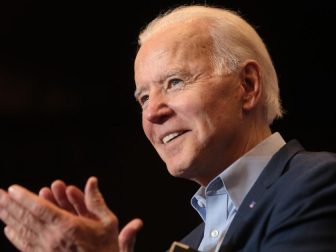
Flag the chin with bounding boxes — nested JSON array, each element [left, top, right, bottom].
[[166, 160, 197, 179]]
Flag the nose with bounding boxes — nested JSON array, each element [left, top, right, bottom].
[[143, 93, 174, 124]]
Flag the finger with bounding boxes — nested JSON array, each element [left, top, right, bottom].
[[0, 189, 42, 229], [4, 225, 36, 252], [66, 185, 92, 217], [7, 185, 63, 223], [119, 218, 143, 252], [39, 187, 58, 205], [0, 190, 40, 247], [51, 180, 77, 214], [0, 189, 15, 226], [84, 177, 117, 225]]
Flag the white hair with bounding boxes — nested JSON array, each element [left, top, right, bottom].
[[138, 5, 283, 124]]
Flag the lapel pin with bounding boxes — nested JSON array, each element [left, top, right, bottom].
[[249, 201, 256, 208]]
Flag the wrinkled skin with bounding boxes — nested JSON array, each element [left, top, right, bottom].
[[135, 20, 269, 186], [0, 177, 143, 252]]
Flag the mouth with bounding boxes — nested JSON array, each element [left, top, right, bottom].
[[161, 131, 188, 144]]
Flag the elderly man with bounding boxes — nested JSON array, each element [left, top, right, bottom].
[[1, 5, 336, 252]]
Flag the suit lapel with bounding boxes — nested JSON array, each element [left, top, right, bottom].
[[180, 222, 204, 248], [220, 140, 304, 249]]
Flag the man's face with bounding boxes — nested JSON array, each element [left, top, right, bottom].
[[134, 22, 246, 185]]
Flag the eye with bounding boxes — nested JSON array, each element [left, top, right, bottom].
[[139, 94, 149, 107], [168, 78, 183, 89]]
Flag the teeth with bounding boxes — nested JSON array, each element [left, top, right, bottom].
[[162, 132, 180, 144]]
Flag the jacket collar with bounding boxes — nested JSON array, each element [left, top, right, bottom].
[[179, 140, 304, 250], [221, 139, 304, 248]]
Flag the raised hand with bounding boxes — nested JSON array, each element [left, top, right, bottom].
[[0, 177, 143, 252]]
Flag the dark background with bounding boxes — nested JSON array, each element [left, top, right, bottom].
[[0, 0, 335, 251]]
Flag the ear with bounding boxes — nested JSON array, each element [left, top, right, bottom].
[[239, 60, 262, 111]]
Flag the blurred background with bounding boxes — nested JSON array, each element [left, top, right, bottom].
[[0, 0, 335, 251]]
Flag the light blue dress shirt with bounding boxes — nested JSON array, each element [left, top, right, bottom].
[[191, 132, 286, 252]]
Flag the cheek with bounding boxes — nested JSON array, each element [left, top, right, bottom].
[[190, 97, 238, 137], [142, 117, 151, 141], [175, 96, 204, 117], [142, 118, 149, 139]]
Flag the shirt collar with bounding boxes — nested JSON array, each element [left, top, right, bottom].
[[192, 132, 286, 210]]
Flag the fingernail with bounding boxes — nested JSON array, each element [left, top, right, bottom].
[[90, 177, 98, 188], [8, 185, 19, 196], [4, 226, 12, 237]]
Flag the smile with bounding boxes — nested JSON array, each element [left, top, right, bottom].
[[162, 131, 186, 144]]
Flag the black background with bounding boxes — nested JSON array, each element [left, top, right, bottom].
[[0, 0, 335, 251]]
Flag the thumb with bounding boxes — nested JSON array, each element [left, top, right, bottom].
[[85, 176, 115, 224], [119, 218, 143, 252]]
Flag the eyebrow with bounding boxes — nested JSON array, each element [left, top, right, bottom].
[[134, 86, 146, 101]]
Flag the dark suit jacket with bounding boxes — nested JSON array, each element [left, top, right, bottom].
[[181, 140, 336, 251]]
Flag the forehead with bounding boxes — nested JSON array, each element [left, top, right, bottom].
[[134, 20, 214, 84]]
